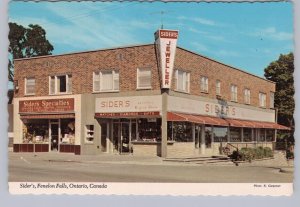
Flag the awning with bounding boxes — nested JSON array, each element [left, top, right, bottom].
[[20, 113, 75, 119], [167, 112, 228, 126], [167, 112, 290, 130]]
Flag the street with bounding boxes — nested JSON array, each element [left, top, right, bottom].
[[9, 152, 293, 183]]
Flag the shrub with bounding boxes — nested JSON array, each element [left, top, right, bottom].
[[230, 147, 274, 162], [263, 147, 274, 158]]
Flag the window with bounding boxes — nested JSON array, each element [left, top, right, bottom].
[[175, 70, 190, 93], [244, 88, 251, 104], [230, 127, 241, 142], [172, 122, 193, 142], [259, 92, 266, 107], [93, 70, 119, 92], [216, 80, 221, 95], [85, 125, 94, 143], [25, 77, 35, 95], [213, 126, 228, 142], [49, 74, 72, 95], [200, 76, 208, 93], [243, 128, 252, 142], [137, 68, 151, 89], [230, 84, 238, 102], [270, 92, 275, 108]]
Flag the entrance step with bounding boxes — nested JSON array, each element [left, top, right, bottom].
[[164, 155, 234, 165]]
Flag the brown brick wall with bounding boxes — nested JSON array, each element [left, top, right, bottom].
[[174, 48, 275, 109], [14, 44, 275, 109]]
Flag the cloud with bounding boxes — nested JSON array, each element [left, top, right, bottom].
[[215, 49, 241, 57], [251, 27, 293, 41], [191, 42, 209, 52], [178, 16, 216, 26]]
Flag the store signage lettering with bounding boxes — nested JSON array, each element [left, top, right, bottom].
[[155, 29, 178, 88], [205, 103, 236, 116], [100, 100, 130, 108], [95, 111, 160, 117], [19, 98, 74, 113]]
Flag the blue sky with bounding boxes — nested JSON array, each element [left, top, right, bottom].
[[9, 1, 293, 78]]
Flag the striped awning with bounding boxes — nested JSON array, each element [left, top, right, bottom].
[[167, 112, 290, 130], [20, 113, 75, 119]]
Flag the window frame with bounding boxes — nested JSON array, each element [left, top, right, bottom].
[[244, 88, 251, 105], [200, 76, 209, 93], [175, 69, 190, 93], [49, 74, 72, 95], [216, 80, 221, 96], [230, 84, 238, 102], [259, 92, 267, 108], [93, 70, 119, 93], [24, 77, 35, 95], [270, 91, 275, 109], [136, 67, 152, 89]]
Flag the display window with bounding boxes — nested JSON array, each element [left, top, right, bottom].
[[230, 127, 241, 142], [266, 129, 275, 142], [60, 119, 75, 144], [171, 122, 193, 142], [22, 119, 49, 143], [243, 128, 252, 142], [137, 118, 161, 142], [213, 126, 228, 142]]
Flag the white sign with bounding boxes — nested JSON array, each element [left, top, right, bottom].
[[155, 29, 178, 88], [95, 96, 162, 113], [168, 96, 275, 122]]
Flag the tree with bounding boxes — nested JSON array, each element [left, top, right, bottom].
[[264, 52, 294, 129], [8, 22, 54, 82]]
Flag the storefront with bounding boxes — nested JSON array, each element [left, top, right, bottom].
[[13, 97, 81, 154]]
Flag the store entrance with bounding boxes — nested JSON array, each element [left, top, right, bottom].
[[112, 119, 135, 154], [50, 122, 59, 151]]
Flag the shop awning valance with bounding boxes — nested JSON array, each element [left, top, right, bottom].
[[20, 113, 75, 119], [167, 112, 290, 130]]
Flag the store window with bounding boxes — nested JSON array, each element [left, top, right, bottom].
[[22, 119, 49, 143], [244, 88, 251, 104], [259, 92, 266, 108], [270, 92, 275, 108], [60, 119, 75, 144], [216, 80, 221, 95], [213, 126, 228, 142], [49, 74, 72, 94], [266, 129, 275, 142], [230, 127, 241, 142], [137, 118, 161, 142], [25, 77, 35, 95], [258, 128, 266, 142], [205, 126, 212, 148], [200, 76, 208, 93], [231, 84, 238, 102], [137, 68, 151, 89], [172, 122, 193, 142], [85, 125, 94, 143], [93, 70, 119, 92], [175, 70, 190, 93], [243, 128, 252, 142]]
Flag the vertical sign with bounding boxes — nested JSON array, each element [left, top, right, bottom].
[[155, 29, 179, 88]]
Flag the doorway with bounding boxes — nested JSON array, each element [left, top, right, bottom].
[[112, 119, 132, 154], [50, 122, 59, 151]]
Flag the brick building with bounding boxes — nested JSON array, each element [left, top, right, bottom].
[[12, 29, 289, 157]]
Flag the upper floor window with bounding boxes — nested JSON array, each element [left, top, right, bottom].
[[137, 68, 151, 89], [200, 76, 208, 93], [270, 92, 275, 108], [244, 88, 251, 104], [230, 84, 238, 102], [175, 69, 190, 93], [216, 80, 221, 95], [25, 77, 35, 95], [49, 74, 72, 95], [93, 70, 119, 92], [259, 92, 267, 108]]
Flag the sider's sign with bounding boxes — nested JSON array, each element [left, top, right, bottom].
[[19, 98, 74, 113], [155, 29, 179, 88]]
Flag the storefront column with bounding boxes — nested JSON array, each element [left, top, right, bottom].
[[109, 120, 114, 153], [274, 129, 277, 142], [200, 125, 205, 155], [106, 122, 110, 153], [227, 126, 230, 143], [161, 91, 168, 158]]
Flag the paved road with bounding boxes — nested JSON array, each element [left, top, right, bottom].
[[9, 152, 293, 183]]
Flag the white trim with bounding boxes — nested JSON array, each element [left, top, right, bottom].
[[49, 74, 72, 95]]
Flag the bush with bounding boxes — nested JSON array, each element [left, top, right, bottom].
[[231, 147, 274, 162]]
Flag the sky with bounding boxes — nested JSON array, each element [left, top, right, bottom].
[[9, 1, 294, 78]]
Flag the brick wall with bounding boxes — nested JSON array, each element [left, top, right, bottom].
[[14, 44, 275, 109]]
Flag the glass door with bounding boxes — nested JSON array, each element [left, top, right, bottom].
[[50, 123, 59, 151], [120, 122, 130, 154]]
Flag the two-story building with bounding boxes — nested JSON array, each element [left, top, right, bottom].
[[12, 29, 289, 157]]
